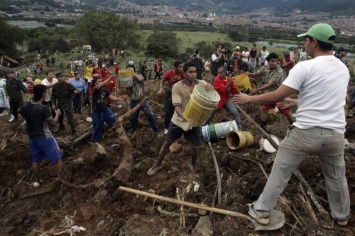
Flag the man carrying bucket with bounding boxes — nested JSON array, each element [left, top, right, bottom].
[[147, 62, 213, 176], [247, 53, 294, 132], [204, 66, 242, 130], [232, 23, 350, 226]]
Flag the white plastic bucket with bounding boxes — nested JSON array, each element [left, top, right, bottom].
[[202, 120, 238, 141]]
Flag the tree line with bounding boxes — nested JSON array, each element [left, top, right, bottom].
[[0, 12, 354, 64]]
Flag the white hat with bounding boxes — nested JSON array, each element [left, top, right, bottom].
[[102, 64, 106, 67], [235, 46, 240, 50], [128, 60, 134, 65]]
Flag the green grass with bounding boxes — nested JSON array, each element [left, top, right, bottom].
[[140, 30, 295, 56]]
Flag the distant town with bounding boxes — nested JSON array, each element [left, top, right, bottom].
[[2, 0, 355, 36]]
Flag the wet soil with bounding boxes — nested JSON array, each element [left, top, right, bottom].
[[1, 79, 355, 236]]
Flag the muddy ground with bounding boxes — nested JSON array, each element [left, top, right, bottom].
[[1, 78, 355, 236]]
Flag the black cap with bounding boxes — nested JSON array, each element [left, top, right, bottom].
[[4, 70, 15, 74], [339, 45, 350, 52], [55, 72, 64, 78]]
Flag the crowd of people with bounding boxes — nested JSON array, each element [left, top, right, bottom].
[[0, 22, 353, 228]]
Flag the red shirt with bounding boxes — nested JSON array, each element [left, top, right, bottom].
[[282, 57, 295, 76], [213, 76, 238, 109], [162, 70, 184, 89], [114, 64, 120, 75], [101, 67, 108, 78]]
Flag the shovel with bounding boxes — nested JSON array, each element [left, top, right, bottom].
[[118, 186, 285, 231]]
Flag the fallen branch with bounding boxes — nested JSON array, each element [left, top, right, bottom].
[[208, 142, 222, 205], [56, 178, 98, 189], [293, 170, 328, 216], [229, 152, 260, 165], [116, 97, 147, 124], [19, 188, 53, 200], [157, 206, 199, 218], [72, 129, 92, 144], [299, 184, 318, 224], [0, 139, 7, 150], [147, 98, 163, 107]]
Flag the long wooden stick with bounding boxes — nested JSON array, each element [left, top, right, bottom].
[[208, 142, 222, 205], [118, 186, 251, 220], [235, 104, 279, 148]]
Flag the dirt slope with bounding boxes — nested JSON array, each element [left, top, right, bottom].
[[1, 78, 355, 236]]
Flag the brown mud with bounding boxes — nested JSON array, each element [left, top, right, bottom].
[[1, 78, 355, 236]]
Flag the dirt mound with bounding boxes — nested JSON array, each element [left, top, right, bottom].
[[1, 79, 355, 235]]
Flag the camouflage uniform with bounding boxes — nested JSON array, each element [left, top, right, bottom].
[[51, 82, 77, 133], [6, 77, 28, 120]]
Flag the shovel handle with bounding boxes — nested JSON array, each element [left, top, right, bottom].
[[118, 186, 251, 220]]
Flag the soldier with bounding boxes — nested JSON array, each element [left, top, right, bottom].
[[5, 70, 28, 123], [51, 73, 78, 138]]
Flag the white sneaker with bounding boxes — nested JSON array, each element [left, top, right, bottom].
[[164, 129, 168, 135], [8, 114, 14, 122]]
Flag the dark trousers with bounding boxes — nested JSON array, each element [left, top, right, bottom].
[[58, 108, 75, 132], [83, 89, 91, 107], [164, 91, 174, 129], [129, 99, 159, 132], [72, 92, 83, 112], [10, 101, 23, 119], [43, 101, 55, 117]]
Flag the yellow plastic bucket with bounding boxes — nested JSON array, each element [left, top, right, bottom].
[[226, 131, 254, 150], [234, 74, 252, 94], [118, 69, 133, 88], [183, 84, 220, 126]]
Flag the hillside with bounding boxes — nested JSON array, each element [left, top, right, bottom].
[[85, 0, 355, 14]]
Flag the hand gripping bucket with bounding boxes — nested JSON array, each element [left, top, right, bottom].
[[183, 85, 220, 126], [234, 74, 252, 94], [202, 120, 238, 142], [118, 69, 133, 88], [226, 131, 254, 150]]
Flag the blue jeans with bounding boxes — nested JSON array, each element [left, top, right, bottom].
[[91, 107, 117, 142], [129, 99, 159, 132], [204, 100, 242, 130]]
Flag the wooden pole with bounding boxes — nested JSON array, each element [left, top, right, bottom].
[[208, 142, 222, 205]]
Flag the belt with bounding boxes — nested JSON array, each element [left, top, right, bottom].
[[304, 127, 336, 135]]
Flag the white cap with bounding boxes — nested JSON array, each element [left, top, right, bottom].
[[235, 46, 240, 50], [102, 64, 106, 67], [128, 60, 134, 65]]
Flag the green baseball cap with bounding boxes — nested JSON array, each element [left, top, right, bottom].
[[297, 23, 336, 44]]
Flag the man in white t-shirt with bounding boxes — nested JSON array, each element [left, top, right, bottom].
[[259, 46, 269, 67], [242, 47, 250, 63], [41, 70, 58, 117], [232, 23, 350, 227]]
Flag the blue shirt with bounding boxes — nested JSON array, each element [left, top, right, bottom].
[[69, 78, 86, 92]]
